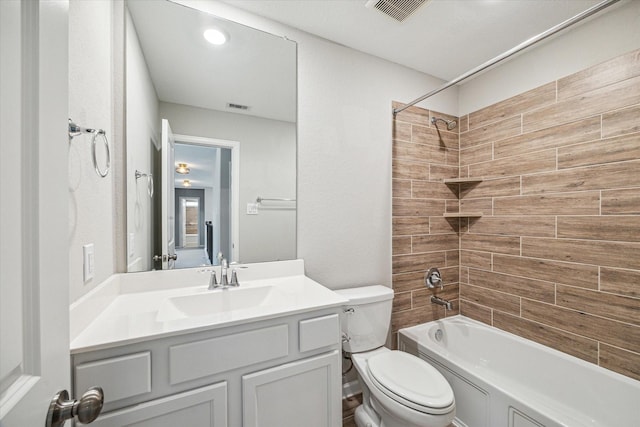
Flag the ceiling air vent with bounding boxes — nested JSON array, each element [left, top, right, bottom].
[[227, 103, 250, 111], [366, 0, 429, 23]]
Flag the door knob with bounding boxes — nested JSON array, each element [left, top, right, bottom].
[[46, 387, 103, 426], [153, 254, 178, 261]]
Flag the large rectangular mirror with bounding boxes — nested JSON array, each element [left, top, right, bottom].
[[126, 0, 297, 272]]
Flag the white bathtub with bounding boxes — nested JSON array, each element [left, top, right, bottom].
[[399, 316, 640, 427]]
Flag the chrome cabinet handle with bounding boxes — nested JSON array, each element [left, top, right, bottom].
[[46, 387, 104, 427]]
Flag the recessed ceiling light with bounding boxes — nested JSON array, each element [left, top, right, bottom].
[[203, 28, 227, 45]]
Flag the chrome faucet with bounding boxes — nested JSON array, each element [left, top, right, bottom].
[[208, 254, 239, 290], [431, 296, 453, 311], [220, 258, 229, 286]]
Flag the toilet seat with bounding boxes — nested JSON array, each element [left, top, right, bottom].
[[367, 350, 454, 415]]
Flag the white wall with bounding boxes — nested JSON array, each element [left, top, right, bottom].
[[70, 0, 640, 299], [126, 8, 160, 272], [159, 102, 297, 263], [458, 0, 640, 115], [68, 0, 114, 302], [175, 0, 456, 289]]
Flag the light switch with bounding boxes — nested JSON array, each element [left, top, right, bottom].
[[246, 203, 259, 215], [83, 243, 94, 283]]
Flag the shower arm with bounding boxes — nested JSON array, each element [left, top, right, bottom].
[[393, 0, 620, 115]]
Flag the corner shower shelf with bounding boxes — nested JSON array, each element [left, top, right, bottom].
[[443, 177, 484, 185], [443, 177, 484, 218], [443, 212, 483, 218]]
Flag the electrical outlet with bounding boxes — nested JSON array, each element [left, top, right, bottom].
[[246, 203, 259, 215], [83, 243, 94, 283]]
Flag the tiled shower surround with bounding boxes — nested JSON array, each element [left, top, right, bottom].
[[391, 48, 640, 381]]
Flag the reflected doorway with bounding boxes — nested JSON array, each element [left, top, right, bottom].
[[179, 197, 201, 248], [172, 138, 237, 269]]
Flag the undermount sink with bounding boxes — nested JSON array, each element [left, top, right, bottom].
[[156, 286, 285, 321]]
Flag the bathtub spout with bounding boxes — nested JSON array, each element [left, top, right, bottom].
[[431, 296, 453, 310]]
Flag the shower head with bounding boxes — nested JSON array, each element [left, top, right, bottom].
[[431, 116, 457, 131]]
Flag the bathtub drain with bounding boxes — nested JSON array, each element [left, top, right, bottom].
[[435, 328, 443, 341]]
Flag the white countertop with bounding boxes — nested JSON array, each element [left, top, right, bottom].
[[70, 260, 348, 354]]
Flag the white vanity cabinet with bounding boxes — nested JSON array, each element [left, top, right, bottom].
[[89, 382, 228, 427], [243, 351, 340, 427], [71, 309, 342, 426]]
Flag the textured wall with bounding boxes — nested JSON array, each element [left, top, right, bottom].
[[391, 48, 640, 380], [126, 7, 159, 272], [458, 0, 640, 115], [68, 0, 115, 302], [458, 49, 640, 381], [171, 0, 457, 291], [391, 103, 461, 344]]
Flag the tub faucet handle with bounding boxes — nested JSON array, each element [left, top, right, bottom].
[[425, 267, 443, 289]]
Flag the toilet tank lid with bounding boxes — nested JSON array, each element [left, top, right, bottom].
[[334, 285, 393, 304]]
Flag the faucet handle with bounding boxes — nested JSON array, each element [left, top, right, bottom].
[[425, 267, 443, 289], [208, 270, 218, 290], [230, 269, 239, 286]]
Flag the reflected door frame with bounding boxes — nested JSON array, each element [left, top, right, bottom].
[[174, 133, 240, 263]]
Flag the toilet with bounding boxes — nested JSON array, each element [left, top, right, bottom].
[[336, 286, 455, 427]]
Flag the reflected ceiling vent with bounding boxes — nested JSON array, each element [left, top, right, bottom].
[[365, 0, 429, 22], [227, 103, 250, 111]]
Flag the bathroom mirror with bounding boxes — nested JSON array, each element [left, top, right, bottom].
[[125, 0, 297, 272]]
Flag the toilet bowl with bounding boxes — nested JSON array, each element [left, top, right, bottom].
[[336, 286, 455, 427], [352, 348, 455, 427]]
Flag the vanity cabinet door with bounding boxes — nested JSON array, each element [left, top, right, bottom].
[[242, 351, 341, 427], [89, 382, 227, 427]]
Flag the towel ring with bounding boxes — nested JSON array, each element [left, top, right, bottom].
[[91, 130, 110, 178], [69, 118, 111, 178], [135, 170, 154, 198]]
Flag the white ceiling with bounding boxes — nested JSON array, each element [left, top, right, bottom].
[[127, 0, 297, 123], [174, 143, 219, 189], [128, 0, 608, 125], [222, 0, 603, 81]]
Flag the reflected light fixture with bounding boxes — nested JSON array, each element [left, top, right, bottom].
[[175, 163, 190, 174], [183, 179, 191, 187], [203, 28, 227, 45]]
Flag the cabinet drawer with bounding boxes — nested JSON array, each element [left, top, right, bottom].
[[299, 314, 339, 352], [169, 324, 289, 385], [91, 382, 227, 427], [75, 352, 151, 403]]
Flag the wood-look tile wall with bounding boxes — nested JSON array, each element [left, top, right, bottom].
[[391, 49, 640, 381], [458, 49, 640, 381], [391, 102, 460, 346]]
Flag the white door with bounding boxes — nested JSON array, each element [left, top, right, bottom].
[[0, 1, 78, 426], [161, 119, 176, 269]]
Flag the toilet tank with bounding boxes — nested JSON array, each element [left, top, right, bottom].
[[335, 285, 394, 353]]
